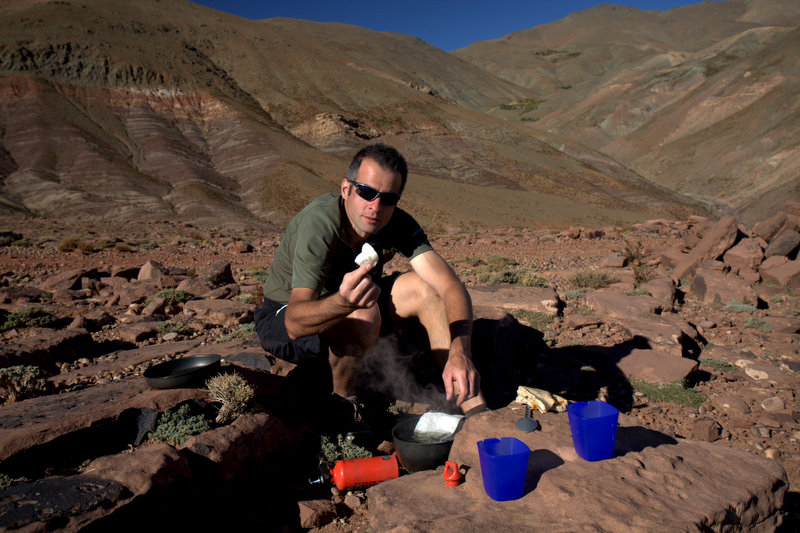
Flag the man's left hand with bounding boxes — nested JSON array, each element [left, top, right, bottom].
[[442, 344, 480, 406]]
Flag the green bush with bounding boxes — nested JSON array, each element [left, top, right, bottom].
[[0, 473, 28, 490], [0, 365, 48, 403], [320, 434, 372, 463], [214, 323, 256, 344], [630, 379, 705, 408], [147, 404, 210, 445], [698, 357, 735, 374], [157, 321, 192, 335], [568, 269, 618, 290], [511, 309, 555, 331], [146, 288, 194, 306], [743, 318, 771, 333], [1, 307, 58, 331], [476, 266, 549, 287], [724, 301, 756, 313]]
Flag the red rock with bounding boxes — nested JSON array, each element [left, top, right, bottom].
[[182, 299, 253, 326], [617, 348, 698, 383], [141, 296, 166, 316], [0, 327, 93, 370], [467, 285, 561, 315], [137, 260, 166, 283], [722, 237, 764, 272], [298, 499, 337, 528], [118, 322, 159, 343], [764, 228, 800, 258], [691, 417, 721, 442], [672, 215, 739, 283], [368, 407, 788, 532], [585, 292, 663, 320], [690, 266, 758, 306], [760, 259, 800, 290], [752, 212, 789, 242]]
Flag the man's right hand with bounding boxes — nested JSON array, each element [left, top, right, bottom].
[[339, 263, 380, 308]]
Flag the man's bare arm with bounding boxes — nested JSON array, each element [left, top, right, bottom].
[[409, 250, 479, 404], [284, 263, 379, 340]]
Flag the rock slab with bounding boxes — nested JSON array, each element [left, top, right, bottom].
[[368, 406, 788, 532]]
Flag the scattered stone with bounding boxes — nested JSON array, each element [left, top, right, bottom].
[[691, 417, 721, 442], [298, 499, 337, 528], [118, 322, 160, 343], [137, 260, 167, 283], [616, 348, 698, 383], [764, 228, 800, 258], [760, 396, 786, 412], [671, 215, 739, 283]]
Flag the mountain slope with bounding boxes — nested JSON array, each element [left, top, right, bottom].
[[454, 0, 800, 223], [0, 0, 703, 231]]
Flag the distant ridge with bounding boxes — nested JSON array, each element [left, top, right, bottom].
[[454, 0, 800, 224]]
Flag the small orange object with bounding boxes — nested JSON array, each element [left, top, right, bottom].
[[443, 461, 463, 487], [329, 455, 399, 491]]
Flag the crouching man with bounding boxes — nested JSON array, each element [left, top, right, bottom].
[[255, 144, 487, 427]]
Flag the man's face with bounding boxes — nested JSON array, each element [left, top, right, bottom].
[[341, 157, 403, 241]]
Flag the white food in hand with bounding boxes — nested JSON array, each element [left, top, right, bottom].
[[355, 242, 379, 268]]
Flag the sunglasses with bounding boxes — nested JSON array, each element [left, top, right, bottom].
[[348, 180, 402, 206]]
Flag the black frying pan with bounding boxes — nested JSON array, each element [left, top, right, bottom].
[[143, 354, 221, 389]]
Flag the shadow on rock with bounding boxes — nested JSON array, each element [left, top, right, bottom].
[[614, 426, 678, 456], [524, 449, 564, 494]]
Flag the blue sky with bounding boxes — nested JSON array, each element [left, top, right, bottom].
[[189, 0, 712, 51]]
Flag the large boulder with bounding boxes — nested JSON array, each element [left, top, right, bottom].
[[368, 407, 789, 531], [672, 215, 739, 283]]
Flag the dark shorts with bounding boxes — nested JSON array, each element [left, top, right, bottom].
[[255, 273, 402, 365]]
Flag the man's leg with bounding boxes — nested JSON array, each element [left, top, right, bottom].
[[387, 272, 487, 412], [324, 304, 381, 398]]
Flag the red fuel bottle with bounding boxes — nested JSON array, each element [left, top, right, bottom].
[[329, 455, 400, 491]]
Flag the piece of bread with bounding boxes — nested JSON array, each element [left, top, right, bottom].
[[355, 242, 378, 268], [514, 386, 568, 413]]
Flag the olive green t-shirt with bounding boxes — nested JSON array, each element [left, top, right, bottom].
[[262, 193, 433, 304]]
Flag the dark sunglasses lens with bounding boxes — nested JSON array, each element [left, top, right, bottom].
[[354, 183, 400, 206], [379, 193, 401, 206]]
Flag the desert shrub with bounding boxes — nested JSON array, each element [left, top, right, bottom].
[[157, 321, 192, 335], [743, 318, 771, 333], [214, 323, 256, 344], [624, 289, 652, 297], [147, 404, 210, 445], [233, 292, 258, 305], [511, 309, 555, 331], [114, 242, 132, 252], [724, 301, 756, 313], [788, 309, 799, 317], [146, 288, 194, 306], [57, 236, 80, 252], [248, 267, 269, 282], [632, 263, 652, 287], [0, 365, 48, 403], [0, 473, 28, 490], [476, 266, 548, 287], [0, 232, 22, 247], [568, 269, 617, 290], [320, 433, 372, 463], [1, 307, 58, 331], [630, 379, 705, 408], [486, 256, 518, 268], [698, 357, 735, 374], [205, 372, 254, 423], [93, 238, 116, 250]]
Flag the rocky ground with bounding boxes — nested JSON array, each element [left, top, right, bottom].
[[1, 207, 799, 531]]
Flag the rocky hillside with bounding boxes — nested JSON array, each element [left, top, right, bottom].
[[0, 0, 704, 232], [455, 0, 800, 225]]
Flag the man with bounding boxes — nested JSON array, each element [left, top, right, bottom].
[[255, 144, 486, 423]]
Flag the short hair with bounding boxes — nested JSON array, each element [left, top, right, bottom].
[[346, 144, 408, 194]]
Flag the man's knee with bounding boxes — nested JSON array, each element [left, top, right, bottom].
[[327, 304, 381, 352]]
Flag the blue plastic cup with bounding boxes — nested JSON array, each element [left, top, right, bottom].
[[567, 401, 619, 461], [477, 437, 530, 501]]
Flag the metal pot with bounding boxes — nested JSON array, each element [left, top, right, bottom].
[[391, 415, 457, 473]]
